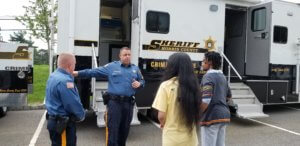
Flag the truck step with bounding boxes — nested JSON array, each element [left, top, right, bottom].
[[236, 112, 269, 119], [232, 98, 255, 104], [236, 104, 269, 118], [95, 82, 108, 90], [232, 95, 255, 99], [229, 83, 246, 87], [237, 104, 261, 112], [230, 86, 250, 90], [231, 89, 251, 95], [95, 89, 104, 102]]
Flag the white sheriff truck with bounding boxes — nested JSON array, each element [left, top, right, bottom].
[[0, 42, 33, 117], [56, 0, 300, 127]]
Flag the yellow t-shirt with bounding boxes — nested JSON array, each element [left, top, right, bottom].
[[152, 77, 198, 146]]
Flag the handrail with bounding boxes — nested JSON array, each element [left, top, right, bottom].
[[91, 43, 98, 68], [296, 38, 300, 95], [218, 50, 243, 82], [91, 43, 98, 109]]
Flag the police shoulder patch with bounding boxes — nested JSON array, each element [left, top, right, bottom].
[[66, 82, 74, 88]]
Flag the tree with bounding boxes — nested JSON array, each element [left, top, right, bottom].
[[16, 0, 57, 54], [9, 31, 35, 48], [9, 31, 49, 65], [37, 49, 49, 64], [33, 48, 49, 65]]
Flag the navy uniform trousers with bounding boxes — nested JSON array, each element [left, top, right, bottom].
[[106, 99, 133, 146], [47, 118, 77, 146]]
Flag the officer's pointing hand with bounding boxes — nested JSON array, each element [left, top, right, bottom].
[[132, 79, 141, 89], [72, 71, 78, 77]]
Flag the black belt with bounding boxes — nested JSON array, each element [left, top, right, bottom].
[[46, 113, 70, 134], [110, 94, 134, 102], [46, 113, 78, 122], [46, 113, 68, 120]]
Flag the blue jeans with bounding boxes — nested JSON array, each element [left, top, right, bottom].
[[199, 123, 227, 146]]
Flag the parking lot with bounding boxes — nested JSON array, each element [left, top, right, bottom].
[[1, 104, 300, 146]]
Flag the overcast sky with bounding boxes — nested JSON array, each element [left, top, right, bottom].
[[0, 0, 300, 49], [0, 0, 46, 49]]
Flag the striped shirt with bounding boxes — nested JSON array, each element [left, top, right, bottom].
[[200, 69, 232, 126]]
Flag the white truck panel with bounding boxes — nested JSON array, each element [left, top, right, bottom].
[[58, 0, 99, 56], [57, 0, 71, 53], [0, 43, 28, 52], [139, 0, 226, 61], [74, 0, 100, 42], [270, 1, 300, 65]]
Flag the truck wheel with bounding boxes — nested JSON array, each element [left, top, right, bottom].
[[0, 107, 8, 117]]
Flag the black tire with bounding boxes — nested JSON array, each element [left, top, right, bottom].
[[0, 107, 8, 117]]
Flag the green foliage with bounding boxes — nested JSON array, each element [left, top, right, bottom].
[[16, 0, 57, 50], [34, 48, 49, 64], [28, 65, 49, 104], [9, 31, 48, 65], [9, 31, 36, 48]]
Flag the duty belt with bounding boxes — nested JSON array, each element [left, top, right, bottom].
[[110, 94, 134, 102], [46, 113, 69, 121], [46, 112, 77, 122]]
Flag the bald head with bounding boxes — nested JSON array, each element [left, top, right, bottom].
[[58, 52, 76, 73]]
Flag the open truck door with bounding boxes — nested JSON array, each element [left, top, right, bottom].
[[224, 2, 272, 118], [246, 2, 272, 76]]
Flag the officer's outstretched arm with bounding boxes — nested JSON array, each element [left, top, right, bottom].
[[77, 65, 110, 78], [58, 82, 85, 122]]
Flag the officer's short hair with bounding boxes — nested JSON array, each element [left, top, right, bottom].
[[120, 47, 130, 54], [58, 52, 75, 68]]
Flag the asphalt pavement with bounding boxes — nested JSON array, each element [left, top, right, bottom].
[[1, 104, 300, 146]]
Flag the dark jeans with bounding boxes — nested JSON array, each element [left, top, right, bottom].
[[47, 119, 77, 146], [107, 99, 134, 146]]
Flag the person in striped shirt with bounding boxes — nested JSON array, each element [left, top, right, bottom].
[[199, 51, 232, 146]]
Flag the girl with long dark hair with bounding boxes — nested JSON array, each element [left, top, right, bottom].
[[152, 52, 201, 146]]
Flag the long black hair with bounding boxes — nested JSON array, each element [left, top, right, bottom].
[[162, 52, 201, 131]]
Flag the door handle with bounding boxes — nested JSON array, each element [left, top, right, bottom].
[[261, 32, 268, 39], [270, 89, 274, 95], [254, 32, 268, 39]]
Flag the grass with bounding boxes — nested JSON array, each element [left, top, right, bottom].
[[28, 65, 49, 105]]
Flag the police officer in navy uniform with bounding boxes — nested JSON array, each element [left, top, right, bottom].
[[46, 52, 85, 146], [73, 47, 145, 146]]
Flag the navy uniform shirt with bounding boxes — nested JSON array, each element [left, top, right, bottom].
[[45, 68, 85, 121], [78, 61, 145, 97]]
